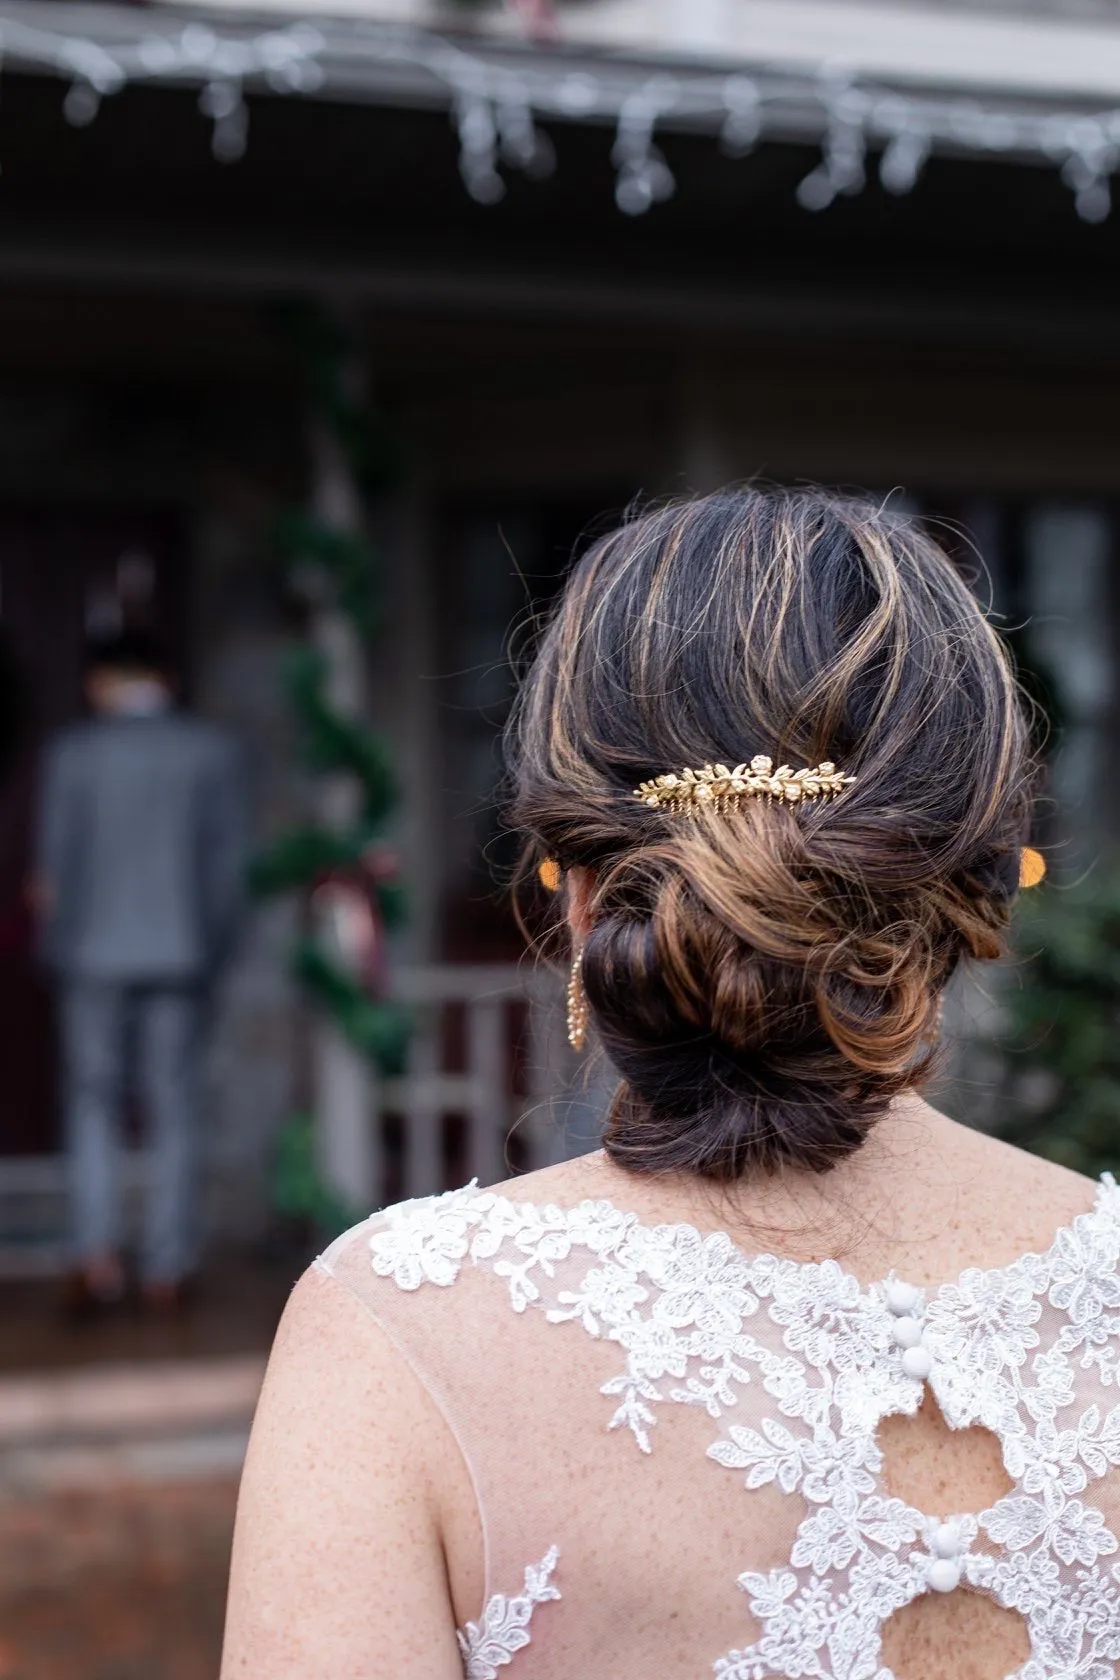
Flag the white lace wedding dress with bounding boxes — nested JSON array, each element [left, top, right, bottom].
[[316, 1175, 1120, 1680]]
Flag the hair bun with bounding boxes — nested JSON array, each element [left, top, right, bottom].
[[508, 487, 1032, 1180], [582, 808, 940, 1176]]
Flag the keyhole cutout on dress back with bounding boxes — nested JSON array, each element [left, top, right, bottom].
[[880, 1589, 1031, 1680], [877, 1392, 1013, 1513], [877, 1392, 1027, 1680]]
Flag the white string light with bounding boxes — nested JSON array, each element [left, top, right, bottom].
[[876, 97, 931, 198], [796, 77, 868, 212], [611, 78, 679, 216], [1, 12, 325, 161], [719, 75, 761, 158], [1, 7, 1119, 222]]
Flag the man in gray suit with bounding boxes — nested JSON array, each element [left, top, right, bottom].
[[36, 631, 248, 1312]]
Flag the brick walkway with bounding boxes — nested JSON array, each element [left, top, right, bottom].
[[0, 1478, 237, 1680], [0, 1257, 299, 1680]]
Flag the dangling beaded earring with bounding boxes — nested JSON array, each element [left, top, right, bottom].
[[567, 947, 589, 1051], [927, 991, 945, 1047]]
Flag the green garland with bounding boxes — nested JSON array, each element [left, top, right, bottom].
[[253, 304, 411, 1084], [272, 1111, 356, 1237]]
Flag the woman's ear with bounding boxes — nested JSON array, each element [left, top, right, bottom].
[[566, 865, 596, 943]]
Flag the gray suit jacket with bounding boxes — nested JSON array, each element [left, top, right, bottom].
[[37, 713, 249, 983]]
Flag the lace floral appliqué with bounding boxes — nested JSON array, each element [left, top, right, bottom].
[[370, 1176, 1120, 1680], [457, 1547, 561, 1680]]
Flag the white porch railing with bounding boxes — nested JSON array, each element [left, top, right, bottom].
[[0, 963, 609, 1276], [377, 962, 591, 1201]]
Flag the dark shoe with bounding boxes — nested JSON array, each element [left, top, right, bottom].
[[60, 1266, 127, 1323], [139, 1277, 194, 1318]]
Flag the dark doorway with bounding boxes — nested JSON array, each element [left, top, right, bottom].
[[0, 509, 185, 1155]]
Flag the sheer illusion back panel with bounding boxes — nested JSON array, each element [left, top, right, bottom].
[[320, 1216, 793, 1673], [317, 1185, 1120, 1680]]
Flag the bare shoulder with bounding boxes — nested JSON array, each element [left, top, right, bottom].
[[221, 1265, 467, 1680], [477, 1149, 617, 1206], [264, 1260, 410, 1401], [234, 1265, 445, 1553], [251, 1261, 461, 1476], [941, 1117, 1098, 1210], [914, 1111, 1103, 1266]]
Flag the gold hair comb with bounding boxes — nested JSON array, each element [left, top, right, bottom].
[[635, 756, 856, 812]]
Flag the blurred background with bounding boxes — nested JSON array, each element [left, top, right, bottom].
[[0, 0, 1118, 1673]]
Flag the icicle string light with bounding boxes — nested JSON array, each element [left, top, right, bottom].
[[0, 8, 1118, 221]]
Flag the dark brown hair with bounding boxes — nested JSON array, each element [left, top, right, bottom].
[[507, 488, 1032, 1179]]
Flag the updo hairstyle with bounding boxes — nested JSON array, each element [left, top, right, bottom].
[[506, 488, 1032, 1180]]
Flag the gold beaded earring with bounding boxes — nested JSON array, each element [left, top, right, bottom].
[[567, 947, 589, 1051], [926, 991, 945, 1047]]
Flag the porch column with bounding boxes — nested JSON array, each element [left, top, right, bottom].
[[385, 478, 441, 966], [308, 412, 378, 1211]]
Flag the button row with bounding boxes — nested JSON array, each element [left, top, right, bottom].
[[928, 1522, 963, 1593], [886, 1279, 932, 1380], [928, 1558, 960, 1593], [889, 1282, 963, 1594], [885, 1278, 920, 1316]]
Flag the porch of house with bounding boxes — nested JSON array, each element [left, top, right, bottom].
[[0, 64, 1117, 1308]]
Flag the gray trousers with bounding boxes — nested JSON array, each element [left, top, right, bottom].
[[61, 981, 206, 1283]]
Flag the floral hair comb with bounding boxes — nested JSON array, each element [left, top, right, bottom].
[[634, 756, 856, 812]]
